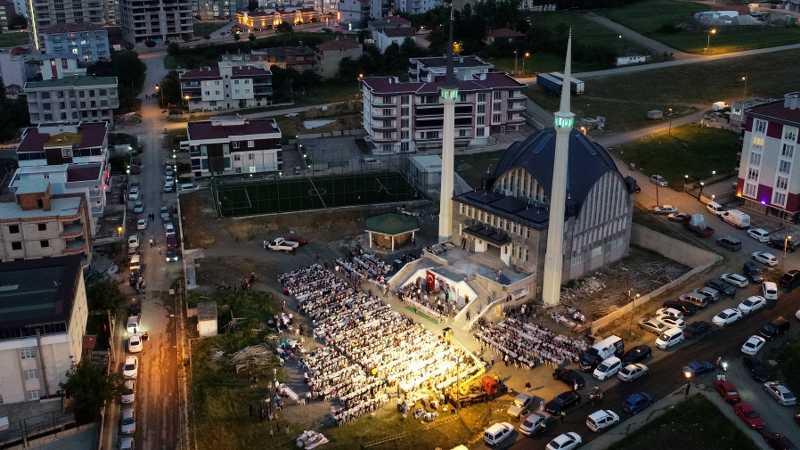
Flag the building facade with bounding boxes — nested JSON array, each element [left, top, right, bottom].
[[737, 92, 800, 220], [248, 46, 316, 71], [25, 0, 105, 50], [337, 0, 368, 29], [373, 27, 414, 53], [185, 118, 283, 177], [235, 8, 319, 31], [408, 55, 493, 82], [180, 62, 272, 112], [24, 76, 119, 125], [315, 38, 361, 79], [361, 72, 526, 154], [394, 0, 438, 14], [0, 255, 88, 404], [119, 0, 193, 44], [39, 23, 111, 65]]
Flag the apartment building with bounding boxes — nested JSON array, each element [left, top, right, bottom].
[[235, 8, 319, 31], [373, 27, 414, 53], [0, 255, 88, 404], [180, 62, 272, 112], [361, 72, 525, 154], [119, 0, 193, 44], [245, 46, 316, 72], [0, 178, 92, 262], [39, 23, 111, 65], [15, 122, 110, 168], [185, 118, 282, 177], [737, 92, 800, 221], [394, 0, 438, 15], [0, 0, 9, 31], [408, 55, 493, 82], [24, 76, 118, 125], [25, 0, 105, 50], [337, 0, 368, 28], [315, 39, 361, 79]]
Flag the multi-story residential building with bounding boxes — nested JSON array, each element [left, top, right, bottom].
[[315, 38, 361, 79], [25, 0, 105, 50], [185, 117, 282, 177], [222, 47, 317, 72], [361, 72, 525, 154], [23, 76, 118, 125], [119, 0, 193, 44], [369, 0, 391, 19], [15, 122, 110, 168], [373, 26, 415, 53], [12, 0, 25, 17], [0, 255, 88, 404], [180, 62, 272, 112], [235, 8, 319, 31], [367, 15, 410, 33], [737, 92, 800, 220], [197, 0, 240, 19], [39, 23, 111, 65], [337, 0, 368, 29], [0, 0, 10, 31], [408, 55, 493, 82], [104, 0, 118, 24], [0, 178, 92, 262], [394, 0, 438, 15]]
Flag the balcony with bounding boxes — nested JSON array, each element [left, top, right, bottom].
[[61, 222, 84, 239], [371, 120, 396, 130], [63, 238, 87, 255]]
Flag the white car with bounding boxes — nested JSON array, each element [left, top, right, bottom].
[[126, 315, 140, 335], [655, 307, 684, 321], [133, 201, 144, 214], [712, 308, 743, 327], [586, 409, 619, 432], [484, 422, 514, 446], [652, 204, 678, 215], [763, 381, 797, 406], [127, 234, 139, 249], [650, 174, 668, 187], [738, 296, 767, 315], [128, 191, 140, 202], [136, 218, 147, 231], [617, 363, 648, 382], [752, 251, 778, 267], [266, 237, 300, 252], [128, 334, 143, 353], [128, 186, 140, 196], [762, 281, 778, 301], [519, 413, 549, 436], [160, 206, 170, 222], [120, 407, 136, 434], [546, 432, 582, 450], [593, 356, 622, 381], [657, 316, 686, 330], [120, 379, 136, 404], [639, 318, 670, 335], [720, 273, 749, 288], [741, 335, 766, 355], [747, 227, 770, 243], [123, 355, 138, 379], [164, 223, 176, 236]]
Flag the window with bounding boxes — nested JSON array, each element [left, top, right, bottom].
[[493, 91, 502, 100], [233, 155, 241, 161], [779, 160, 791, 174], [477, 116, 485, 126], [37, 223, 47, 231], [749, 152, 761, 166], [247, 140, 254, 148], [26, 390, 40, 401], [40, 240, 49, 248], [232, 141, 240, 149], [776, 176, 789, 191], [477, 104, 485, 114], [248, 154, 254, 160], [8, 224, 19, 234], [783, 126, 798, 142], [11, 242, 22, 251], [383, 108, 391, 116], [382, 96, 392, 104], [744, 182, 758, 197], [477, 93, 486, 102], [773, 191, 787, 207], [458, 129, 468, 137], [401, 119, 409, 128], [401, 130, 409, 139], [401, 107, 409, 116], [401, 96, 409, 104], [400, 142, 409, 152], [493, 113, 502, 123], [782, 144, 795, 159], [24, 368, 39, 380], [747, 168, 759, 181], [458, 93, 467, 102], [754, 118, 767, 134]]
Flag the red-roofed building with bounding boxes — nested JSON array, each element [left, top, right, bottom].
[[483, 28, 525, 45], [180, 61, 272, 112], [362, 70, 525, 154], [185, 118, 282, 177], [737, 92, 800, 219]]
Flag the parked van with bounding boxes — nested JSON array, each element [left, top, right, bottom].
[[579, 335, 624, 371], [721, 209, 751, 229], [655, 328, 685, 350], [706, 201, 726, 216]]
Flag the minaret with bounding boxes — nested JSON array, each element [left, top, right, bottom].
[[541, 32, 575, 307], [437, 4, 457, 242]]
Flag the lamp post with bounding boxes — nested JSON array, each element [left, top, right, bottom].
[[705, 28, 717, 53], [522, 52, 531, 76], [184, 94, 190, 109], [667, 107, 673, 136], [699, 181, 705, 199], [626, 290, 640, 337], [683, 174, 689, 192], [741, 75, 748, 98], [785, 235, 793, 258], [513, 49, 518, 76], [155, 84, 163, 106], [683, 369, 693, 397]]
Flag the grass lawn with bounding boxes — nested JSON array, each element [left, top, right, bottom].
[[608, 395, 760, 450], [455, 150, 504, 189], [599, 0, 800, 54], [295, 81, 359, 106], [527, 48, 800, 132], [0, 31, 29, 48], [614, 124, 740, 186], [194, 20, 229, 37]]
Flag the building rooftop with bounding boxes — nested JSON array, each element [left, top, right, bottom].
[[371, 15, 412, 29], [187, 118, 280, 140], [231, 66, 271, 78], [0, 195, 82, 219], [15, 177, 50, 195], [363, 71, 523, 95], [410, 154, 442, 170], [251, 46, 315, 58], [486, 28, 525, 39], [18, 122, 109, 153], [181, 67, 221, 80], [24, 75, 117, 89], [380, 27, 415, 38], [410, 55, 492, 69], [317, 39, 361, 52], [365, 212, 420, 235], [40, 23, 106, 34], [0, 255, 83, 338], [746, 93, 800, 126], [67, 163, 102, 182]]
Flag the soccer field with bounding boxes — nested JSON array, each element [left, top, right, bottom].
[[213, 172, 421, 217]]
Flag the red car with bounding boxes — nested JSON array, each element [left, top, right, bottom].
[[735, 402, 766, 429], [713, 379, 741, 404]]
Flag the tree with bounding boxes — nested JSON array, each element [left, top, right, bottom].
[[62, 361, 123, 424], [87, 50, 147, 113], [86, 279, 126, 312], [276, 22, 293, 33], [158, 70, 181, 108]]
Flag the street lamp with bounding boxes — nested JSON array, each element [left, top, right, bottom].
[[667, 107, 673, 136], [785, 235, 793, 257], [683, 369, 693, 397], [741, 75, 748, 98], [513, 49, 519, 76], [706, 28, 717, 53], [683, 174, 689, 192], [699, 181, 705, 199], [711, 170, 717, 177], [522, 52, 531, 76], [721, 360, 728, 372]]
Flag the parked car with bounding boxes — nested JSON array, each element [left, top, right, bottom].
[[758, 317, 790, 340], [545, 391, 581, 415], [507, 393, 538, 418], [738, 296, 768, 315], [266, 237, 300, 252], [678, 291, 708, 308], [120, 407, 136, 434], [519, 413, 552, 436], [694, 286, 720, 302], [136, 218, 147, 230], [593, 356, 622, 381], [768, 236, 799, 253], [622, 345, 652, 365], [120, 379, 135, 404], [752, 251, 779, 267], [656, 307, 684, 321], [684, 321, 712, 339], [721, 273, 749, 288], [779, 269, 800, 291], [126, 315, 140, 335], [764, 382, 797, 406], [623, 392, 653, 415], [716, 235, 742, 251], [764, 433, 797, 450], [160, 206, 170, 222], [553, 368, 586, 391], [706, 201, 726, 216], [484, 422, 515, 447], [705, 279, 736, 297], [713, 308, 743, 327], [655, 328, 684, 350], [128, 334, 143, 353], [713, 379, 741, 403], [743, 261, 764, 283], [127, 234, 139, 250], [652, 204, 678, 215], [639, 318, 669, 335], [164, 223, 176, 236], [667, 212, 690, 222], [741, 335, 767, 355], [657, 315, 686, 329], [662, 300, 699, 316], [650, 174, 668, 186], [734, 402, 766, 429], [546, 432, 582, 450], [133, 201, 144, 214], [618, 363, 648, 382], [123, 356, 139, 379], [585, 410, 619, 432], [743, 356, 772, 382], [683, 360, 714, 376], [748, 227, 770, 243]]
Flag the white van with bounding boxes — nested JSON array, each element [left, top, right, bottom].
[[655, 328, 685, 350], [129, 254, 141, 272], [592, 335, 624, 360], [705, 201, 726, 216], [721, 209, 751, 229], [592, 356, 622, 381]]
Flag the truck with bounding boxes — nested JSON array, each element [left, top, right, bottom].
[[265, 237, 300, 252], [550, 72, 585, 95], [536, 73, 562, 95], [721, 209, 751, 229], [684, 213, 714, 238], [445, 375, 508, 408]]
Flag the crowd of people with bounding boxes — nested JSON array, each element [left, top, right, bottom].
[[279, 264, 482, 424], [474, 317, 589, 369], [335, 249, 393, 286], [395, 282, 459, 318]]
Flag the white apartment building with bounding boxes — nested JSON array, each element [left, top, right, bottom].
[[185, 118, 283, 177], [119, 0, 193, 44], [394, 0, 438, 14], [180, 62, 273, 112], [24, 75, 119, 126], [0, 255, 88, 404], [737, 92, 800, 221]]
